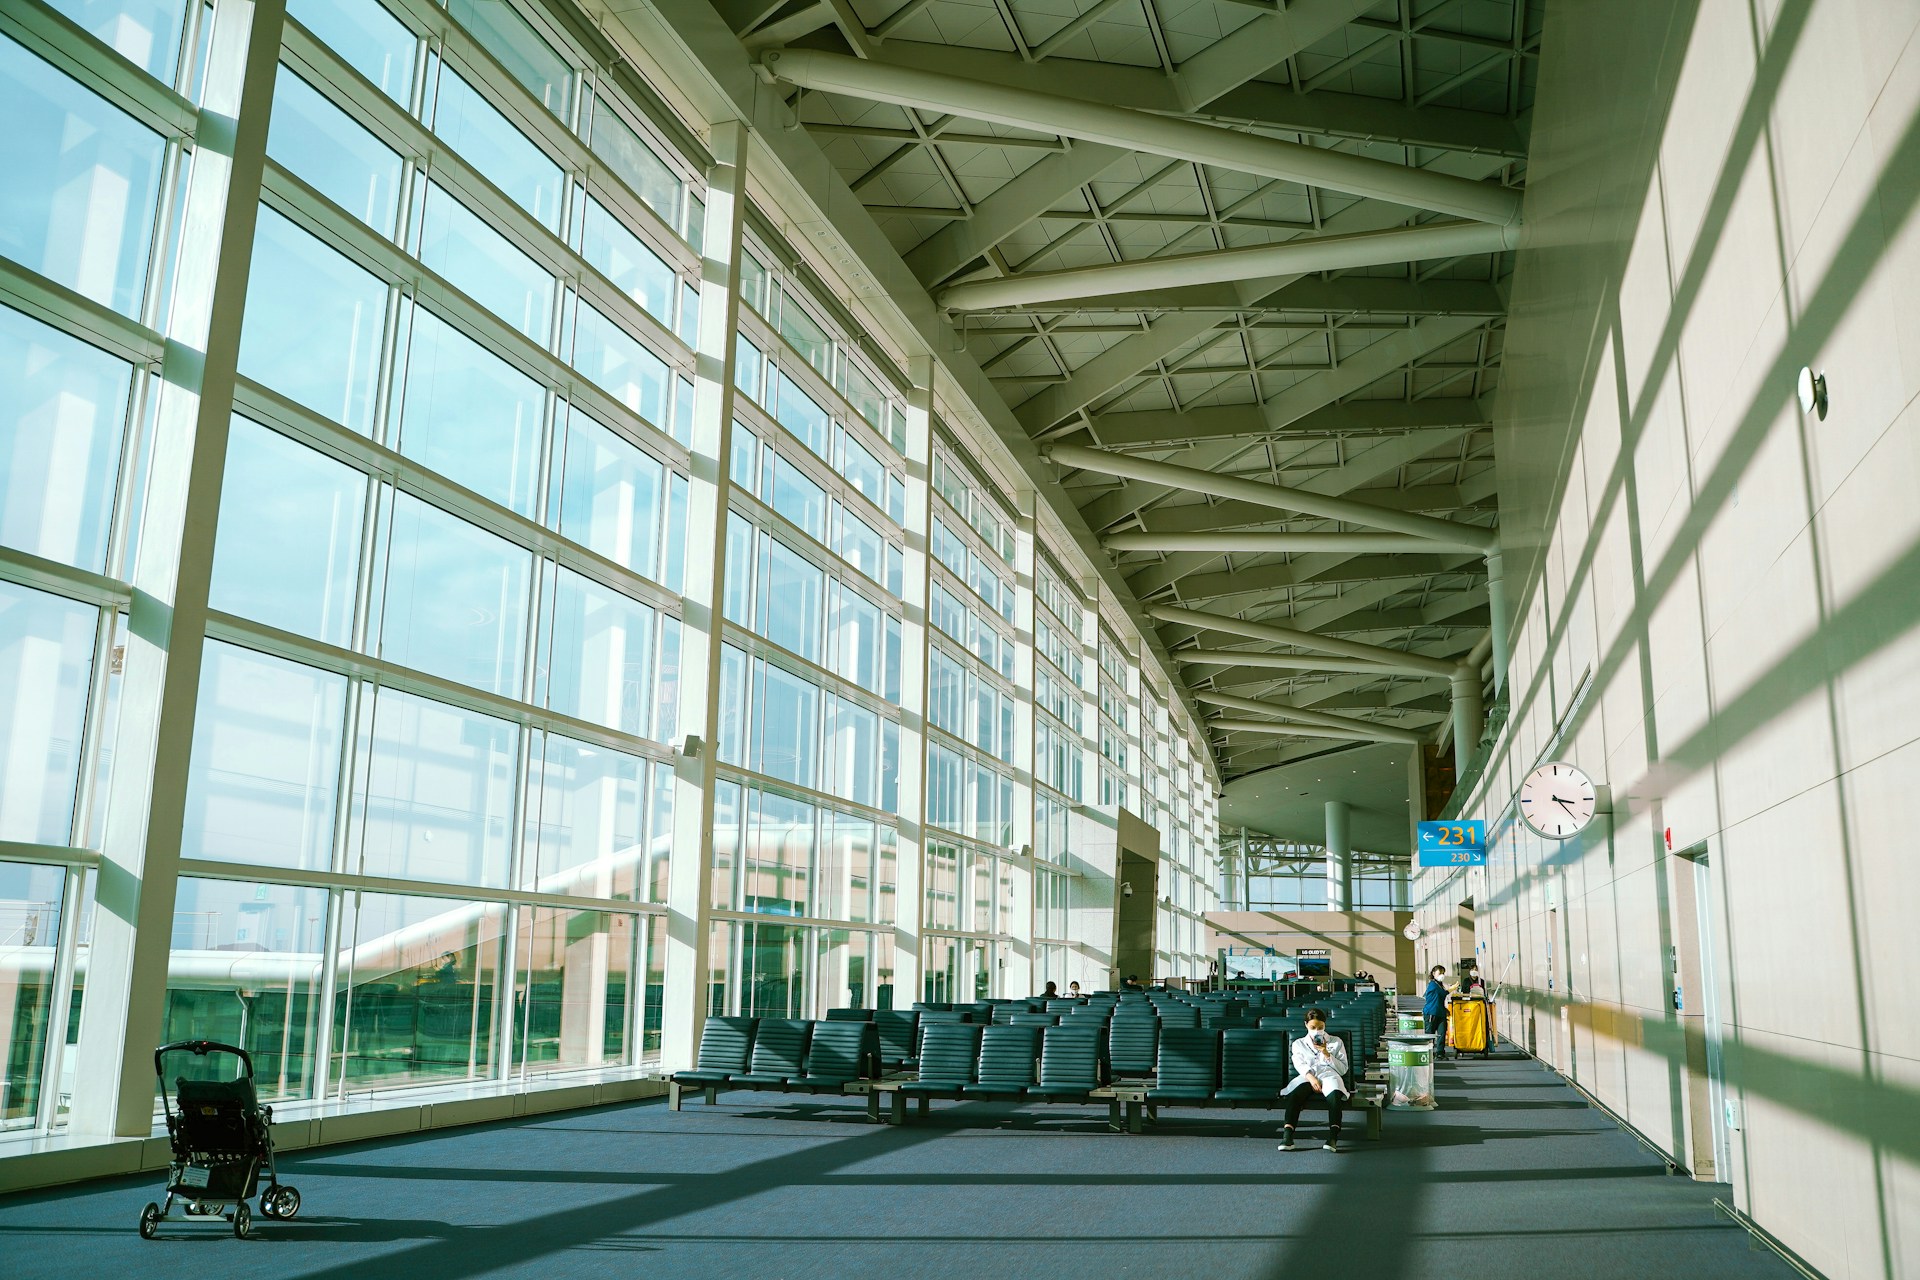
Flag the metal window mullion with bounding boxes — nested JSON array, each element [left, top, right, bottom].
[[0, 547, 133, 610], [0, 0, 198, 139], [0, 259, 167, 367], [64, 601, 119, 853], [228, 379, 686, 616], [203, 608, 671, 765]]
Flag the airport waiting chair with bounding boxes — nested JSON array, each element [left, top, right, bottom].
[[1108, 1013, 1160, 1078], [672, 1016, 757, 1089], [825, 1007, 872, 1021], [730, 1018, 814, 1087], [965, 1025, 1040, 1097], [791, 1020, 879, 1090], [1146, 1028, 1220, 1104], [874, 1010, 921, 1070], [900, 1024, 982, 1106], [1031, 1025, 1104, 1103], [1214, 1028, 1289, 1104]]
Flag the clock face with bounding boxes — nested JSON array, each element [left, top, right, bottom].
[[1518, 761, 1597, 839]]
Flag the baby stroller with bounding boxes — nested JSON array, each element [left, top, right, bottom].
[[140, 1040, 301, 1239]]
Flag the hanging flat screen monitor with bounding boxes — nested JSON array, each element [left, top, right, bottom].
[[1297, 956, 1331, 977]]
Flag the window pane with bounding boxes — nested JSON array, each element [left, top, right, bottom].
[[268, 68, 402, 234], [840, 432, 884, 512], [572, 301, 667, 431], [0, 581, 95, 845], [0, 38, 165, 317], [446, 0, 572, 119], [588, 100, 680, 227], [289, 0, 414, 104], [0, 860, 66, 1127], [735, 335, 763, 402], [524, 732, 643, 900], [376, 491, 530, 696], [334, 891, 505, 1089], [0, 306, 130, 573], [44, 0, 187, 83], [654, 618, 680, 748], [394, 307, 544, 514], [552, 408, 662, 579], [164, 878, 326, 1105], [771, 369, 829, 457], [830, 586, 881, 694], [768, 453, 825, 542], [210, 418, 365, 647], [752, 663, 817, 790], [826, 699, 876, 811], [777, 299, 831, 376], [838, 510, 883, 586], [578, 195, 674, 329], [240, 207, 386, 435], [514, 906, 634, 1074], [182, 642, 346, 873], [417, 181, 552, 342], [350, 687, 516, 886], [430, 67, 563, 231], [746, 790, 811, 916], [759, 537, 821, 663], [539, 566, 653, 737]]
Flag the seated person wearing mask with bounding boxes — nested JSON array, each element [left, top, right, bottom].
[[1278, 1008, 1350, 1153]]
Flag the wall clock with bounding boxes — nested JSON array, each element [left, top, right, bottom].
[[1518, 761, 1598, 839]]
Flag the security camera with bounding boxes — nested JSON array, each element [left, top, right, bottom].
[[1121, 881, 1135, 898]]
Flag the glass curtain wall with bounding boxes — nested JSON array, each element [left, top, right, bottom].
[[0, 0, 1219, 1132]]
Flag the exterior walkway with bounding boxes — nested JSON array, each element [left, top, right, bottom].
[[0, 1048, 1794, 1279]]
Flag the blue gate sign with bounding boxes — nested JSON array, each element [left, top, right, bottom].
[[1417, 820, 1486, 866]]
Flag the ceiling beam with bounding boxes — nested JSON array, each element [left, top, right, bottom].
[[1175, 649, 1419, 677], [759, 50, 1525, 224], [1171, 0, 1386, 109], [940, 219, 1518, 311], [1208, 718, 1414, 744], [1199, 82, 1527, 158], [1028, 274, 1507, 318], [1107, 531, 1468, 554], [1068, 315, 1488, 522], [1169, 556, 1477, 604], [902, 141, 1128, 287], [1011, 198, 1445, 435], [1051, 443, 1496, 549], [1149, 604, 1459, 676], [1194, 691, 1428, 745]]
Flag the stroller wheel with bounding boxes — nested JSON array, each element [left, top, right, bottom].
[[138, 1203, 161, 1240], [232, 1201, 252, 1239], [263, 1185, 301, 1219]]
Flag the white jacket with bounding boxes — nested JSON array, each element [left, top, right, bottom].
[[1281, 1031, 1350, 1097]]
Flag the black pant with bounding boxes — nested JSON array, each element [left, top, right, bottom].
[[1283, 1086, 1344, 1136]]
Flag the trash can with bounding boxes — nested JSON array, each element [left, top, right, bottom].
[[1396, 1011, 1423, 1034], [1386, 1034, 1437, 1108]]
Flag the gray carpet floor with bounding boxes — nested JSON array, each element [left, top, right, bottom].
[[0, 1047, 1796, 1279]]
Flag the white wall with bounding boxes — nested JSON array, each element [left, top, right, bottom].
[[1414, 2, 1920, 1277]]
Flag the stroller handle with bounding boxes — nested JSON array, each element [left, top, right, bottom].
[[154, 1040, 255, 1081]]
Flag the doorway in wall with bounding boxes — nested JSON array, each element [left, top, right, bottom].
[[1671, 842, 1731, 1180], [1456, 897, 1477, 977]]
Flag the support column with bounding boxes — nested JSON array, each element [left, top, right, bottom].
[[1004, 489, 1039, 999], [660, 119, 749, 1072], [1325, 801, 1352, 912], [70, 0, 286, 1138], [1450, 664, 1484, 777], [1484, 548, 1510, 696], [889, 354, 936, 1009]]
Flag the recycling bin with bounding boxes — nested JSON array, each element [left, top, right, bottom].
[[1386, 1034, 1437, 1108]]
